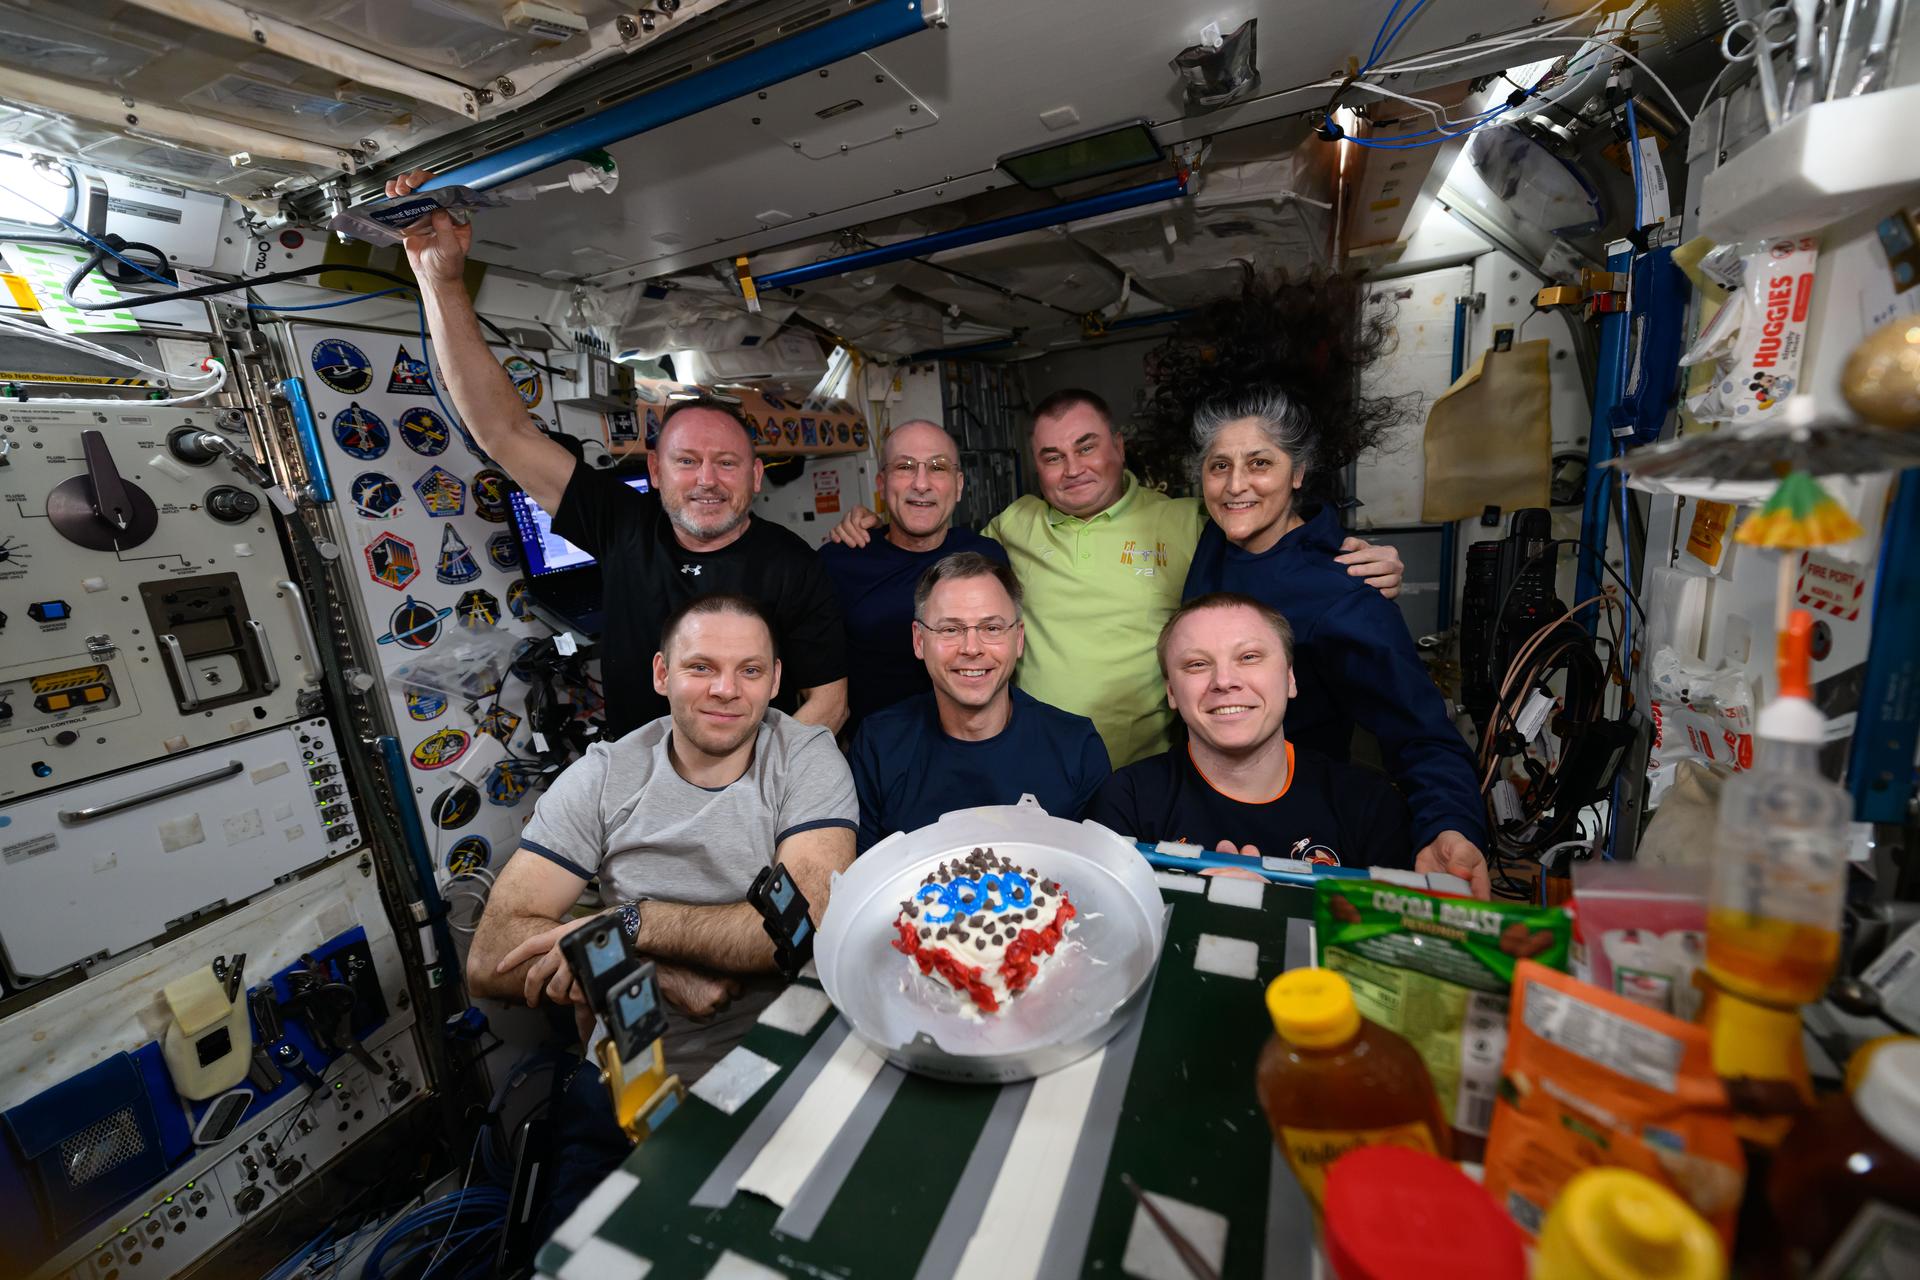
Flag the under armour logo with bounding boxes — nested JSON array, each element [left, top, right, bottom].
[[680, 564, 702, 577]]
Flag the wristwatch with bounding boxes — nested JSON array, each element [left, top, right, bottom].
[[615, 899, 642, 941]]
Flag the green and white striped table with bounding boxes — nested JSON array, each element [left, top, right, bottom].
[[537, 874, 1318, 1280]]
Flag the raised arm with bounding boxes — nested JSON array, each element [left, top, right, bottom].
[[386, 170, 575, 513]]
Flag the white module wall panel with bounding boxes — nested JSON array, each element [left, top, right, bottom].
[[0, 718, 355, 981], [0, 403, 315, 804]]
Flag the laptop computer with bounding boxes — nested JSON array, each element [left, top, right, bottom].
[[507, 473, 649, 638]]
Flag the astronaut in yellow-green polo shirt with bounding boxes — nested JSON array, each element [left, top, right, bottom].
[[829, 390, 1402, 764]]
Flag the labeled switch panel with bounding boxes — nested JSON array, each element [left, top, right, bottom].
[[0, 401, 313, 804]]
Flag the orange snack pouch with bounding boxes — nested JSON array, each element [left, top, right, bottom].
[[1483, 962, 1745, 1250]]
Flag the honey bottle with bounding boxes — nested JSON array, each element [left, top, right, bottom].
[[1257, 968, 1451, 1214]]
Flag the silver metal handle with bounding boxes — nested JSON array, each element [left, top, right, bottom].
[[158, 634, 200, 710], [59, 760, 244, 824], [277, 579, 322, 687], [245, 618, 281, 693]]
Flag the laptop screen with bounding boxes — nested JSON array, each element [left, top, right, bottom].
[[509, 474, 649, 577]]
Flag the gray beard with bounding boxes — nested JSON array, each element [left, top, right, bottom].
[[666, 501, 748, 543]]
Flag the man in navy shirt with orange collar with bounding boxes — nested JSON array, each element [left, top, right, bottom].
[[817, 419, 1008, 733], [1086, 592, 1413, 872], [849, 553, 1109, 850]]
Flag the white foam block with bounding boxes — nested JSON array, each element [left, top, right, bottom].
[[550, 1169, 640, 1252], [704, 1252, 786, 1279], [1206, 875, 1267, 910], [1154, 839, 1206, 859], [1153, 871, 1205, 895], [757, 984, 832, 1035], [954, 1048, 1107, 1280], [797, 958, 819, 980], [736, 1033, 886, 1207], [690, 1046, 781, 1116], [1120, 1192, 1229, 1280], [557, 1237, 651, 1280], [1193, 934, 1260, 980]]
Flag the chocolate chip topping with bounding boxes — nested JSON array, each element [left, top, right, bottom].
[[936, 927, 949, 940], [919, 926, 929, 939], [1025, 907, 1038, 920], [974, 937, 985, 951], [969, 913, 985, 926]]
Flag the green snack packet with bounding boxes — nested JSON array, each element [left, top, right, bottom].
[[1314, 879, 1572, 1141]]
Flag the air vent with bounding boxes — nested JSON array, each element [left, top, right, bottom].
[[485, 132, 527, 151], [777, 8, 834, 35], [708, 37, 758, 61], [604, 62, 695, 104], [1206, 220, 1260, 237]]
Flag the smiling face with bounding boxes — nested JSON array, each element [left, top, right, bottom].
[[650, 407, 764, 545], [1201, 417, 1304, 554], [653, 610, 781, 759], [1162, 603, 1296, 756], [912, 572, 1024, 715], [1032, 401, 1127, 519], [882, 420, 963, 539]]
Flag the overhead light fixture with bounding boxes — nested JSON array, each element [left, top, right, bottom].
[[997, 120, 1162, 190], [1170, 19, 1258, 110]]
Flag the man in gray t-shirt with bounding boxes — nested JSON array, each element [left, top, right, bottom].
[[465, 594, 857, 1081]]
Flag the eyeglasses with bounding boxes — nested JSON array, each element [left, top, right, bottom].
[[914, 618, 1017, 644], [888, 457, 955, 477]]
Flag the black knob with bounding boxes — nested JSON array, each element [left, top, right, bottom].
[[167, 426, 223, 466], [54, 730, 78, 746], [206, 486, 261, 523]]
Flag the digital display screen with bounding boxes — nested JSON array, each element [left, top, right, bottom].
[[509, 475, 649, 576], [617, 981, 657, 1026]]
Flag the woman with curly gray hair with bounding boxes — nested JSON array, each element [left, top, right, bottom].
[[1150, 272, 1491, 897]]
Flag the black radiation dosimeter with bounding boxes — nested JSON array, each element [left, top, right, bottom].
[[559, 917, 681, 1143], [747, 863, 814, 978]]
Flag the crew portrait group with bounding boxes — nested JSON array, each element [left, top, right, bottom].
[[386, 169, 1494, 1230]]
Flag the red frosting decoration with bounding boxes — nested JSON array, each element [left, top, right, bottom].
[[892, 898, 1075, 1014]]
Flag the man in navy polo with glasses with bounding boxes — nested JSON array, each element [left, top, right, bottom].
[[847, 552, 1110, 851]]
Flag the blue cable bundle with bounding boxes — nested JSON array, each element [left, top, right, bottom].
[[362, 1185, 509, 1280]]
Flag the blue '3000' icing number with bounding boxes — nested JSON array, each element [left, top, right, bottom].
[[915, 872, 1034, 924]]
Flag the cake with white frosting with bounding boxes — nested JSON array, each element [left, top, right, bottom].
[[890, 846, 1077, 1013]]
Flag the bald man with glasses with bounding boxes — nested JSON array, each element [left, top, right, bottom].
[[818, 419, 1009, 734], [847, 552, 1109, 851]]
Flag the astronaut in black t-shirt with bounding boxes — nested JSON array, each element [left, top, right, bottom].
[[1085, 592, 1414, 871], [385, 167, 848, 739]]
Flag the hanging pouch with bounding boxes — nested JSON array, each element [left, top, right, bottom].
[[1, 1052, 168, 1239], [161, 966, 251, 1101]]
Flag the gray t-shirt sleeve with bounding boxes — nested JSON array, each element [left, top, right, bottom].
[[517, 742, 611, 880], [774, 723, 860, 846]]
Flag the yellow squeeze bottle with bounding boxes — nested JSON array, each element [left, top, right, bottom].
[[1704, 611, 1848, 1125]]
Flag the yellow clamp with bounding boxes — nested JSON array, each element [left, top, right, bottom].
[[597, 1036, 685, 1145], [735, 256, 762, 315]]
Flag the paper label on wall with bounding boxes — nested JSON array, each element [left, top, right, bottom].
[[814, 469, 841, 515], [1684, 499, 1734, 569], [1795, 551, 1866, 622], [1636, 135, 1671, 228], [1, 241, 139, 332]]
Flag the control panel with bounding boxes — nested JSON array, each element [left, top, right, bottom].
[[53, 1024, 423, 1280], [0, 401, 315, 804], [0, 718, 359, 986]]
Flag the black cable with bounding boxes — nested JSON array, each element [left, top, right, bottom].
[[62, 247, 575, 376]]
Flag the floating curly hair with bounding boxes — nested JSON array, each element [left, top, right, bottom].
[[1133, 267, 1411, 501]]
